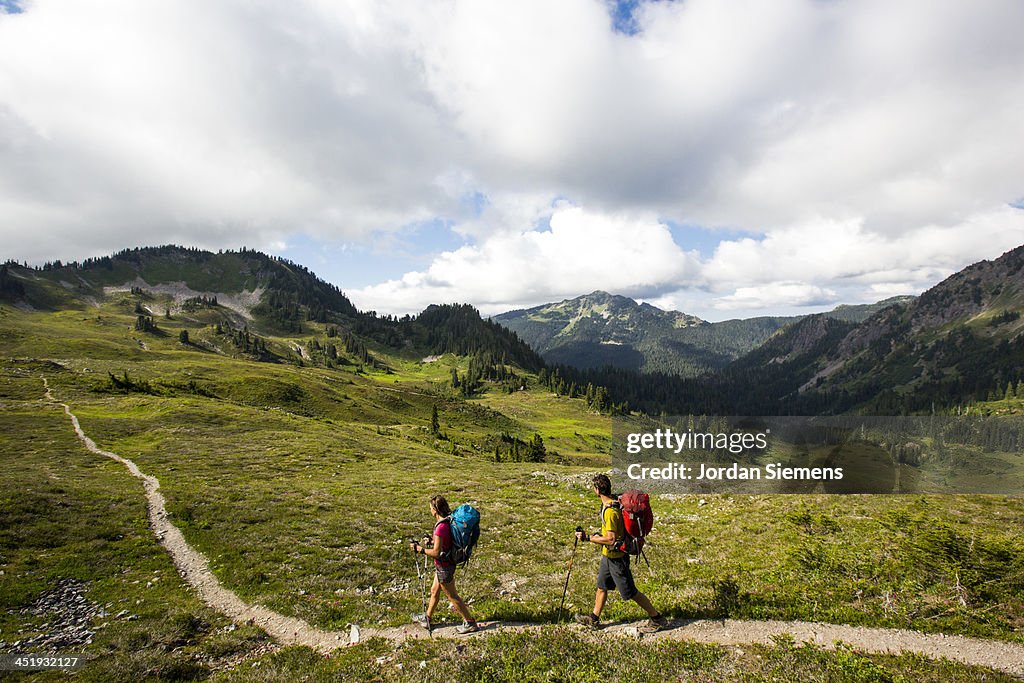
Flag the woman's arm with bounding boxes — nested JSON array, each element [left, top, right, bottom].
[[412, 530, 445, 558], [423, 530, 444, 558]]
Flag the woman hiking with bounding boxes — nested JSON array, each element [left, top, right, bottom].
[[410, 495, 479, 634]]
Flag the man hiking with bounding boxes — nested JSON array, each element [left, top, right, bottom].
[[575, 474, 666, 633], [410, 495, 479, 634]]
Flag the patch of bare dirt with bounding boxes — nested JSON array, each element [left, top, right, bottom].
[[104, 279, 263, 323]]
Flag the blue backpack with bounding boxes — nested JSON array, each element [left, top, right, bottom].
[[445, 504, 481, 566]]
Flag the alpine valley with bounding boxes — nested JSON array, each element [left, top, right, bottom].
[[2, 244, 1024, 680], [3, 243, 1024, 417], [498, 245, 1024, 418]]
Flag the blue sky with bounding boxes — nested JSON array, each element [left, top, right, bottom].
[[278, 220, 466, 294], [607, 0, 644, 35], [278, 220, 758, 309], [1, 1, 1023, 321]]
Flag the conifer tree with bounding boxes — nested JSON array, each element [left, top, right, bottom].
[[527, 433, 546, 463]]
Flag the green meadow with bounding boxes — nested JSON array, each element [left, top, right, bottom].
[[1, 299, 1022, 680]]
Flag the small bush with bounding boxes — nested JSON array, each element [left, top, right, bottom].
[[712, 577, 743, 616]]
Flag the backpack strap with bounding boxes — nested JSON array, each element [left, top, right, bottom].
[[599, 500, 621, 519], [434, 517, 453, 559], [600, 501, 626, 550]]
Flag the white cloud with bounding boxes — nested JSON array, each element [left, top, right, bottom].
[[867, 282, 920, 301], [349, 204, 701, 315], [0, 0, 458, 262], [351, 203, 1024, 317], [702, 206, 1024, 294], [407, 0, 1024, 232], [713, 282, 839, 311], [1, 0, 1023, 315]]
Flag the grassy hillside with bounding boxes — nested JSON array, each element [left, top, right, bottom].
[[3, 246, 544, 372], [2, 294, 1023, 679]]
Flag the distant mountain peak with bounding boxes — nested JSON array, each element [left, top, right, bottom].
[[495, 288, 916, 377]]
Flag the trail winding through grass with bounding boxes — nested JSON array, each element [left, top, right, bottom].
[[44, 380, 1024, 676]]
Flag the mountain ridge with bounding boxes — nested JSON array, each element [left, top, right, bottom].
[[6, 242, 1024, 416], [494, 289, 912, 377], [717, 244, 1024, 414], [2, 245, 544, 371]]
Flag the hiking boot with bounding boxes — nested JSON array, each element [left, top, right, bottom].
[[638, 614, 668, 634], [456, 620, 479, 635], [575, 613, 600, 630], [411, 613, 431, 631]]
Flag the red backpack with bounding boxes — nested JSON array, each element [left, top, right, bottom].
[[613, 489, 653, 559]]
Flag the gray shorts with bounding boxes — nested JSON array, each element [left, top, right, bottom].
[[597, 554, 637, 600], [435, 564, 456, 585]]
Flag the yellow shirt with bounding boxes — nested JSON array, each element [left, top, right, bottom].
[[601, 504, 625, 558]]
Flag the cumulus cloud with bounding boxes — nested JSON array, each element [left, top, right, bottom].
[[351, 202, 1023, 318], [409, 0, 1024, 232], [713, 282, 838, 311], [0, 0, 458, 262], [349, 204, 701, 315], [1, 0, 1022, 315], [702, 205, 1024, 293]]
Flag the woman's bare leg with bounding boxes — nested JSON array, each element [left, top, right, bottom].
[[439, 580, 475, 622]]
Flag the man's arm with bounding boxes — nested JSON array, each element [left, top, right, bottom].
[[575, 509, 616, 545]]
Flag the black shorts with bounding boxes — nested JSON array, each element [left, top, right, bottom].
[[435, 564, 456, 585], [597, 554, 637, 600]]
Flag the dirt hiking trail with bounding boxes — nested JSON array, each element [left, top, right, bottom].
[[43, 381, 1024, 676]]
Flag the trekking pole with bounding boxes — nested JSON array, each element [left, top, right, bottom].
[[557, 527, 584, 623], [412, 540, 427, 617], [420, 557, 428, 617]]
